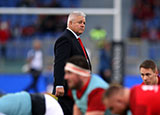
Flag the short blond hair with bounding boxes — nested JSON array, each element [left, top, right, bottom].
[[103, 84, 123, 99]]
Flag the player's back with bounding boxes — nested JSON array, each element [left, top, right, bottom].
[[130, 85, 160, 115]]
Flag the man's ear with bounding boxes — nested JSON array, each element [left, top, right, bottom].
[[69, 21, 72, 26], [155, 68, 159, 75]]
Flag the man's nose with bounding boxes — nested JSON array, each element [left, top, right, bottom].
[[143, 75, 148, 80], [81, 23, 85, 27]]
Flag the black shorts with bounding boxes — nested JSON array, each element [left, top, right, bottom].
[[30, 93, 46, 115]]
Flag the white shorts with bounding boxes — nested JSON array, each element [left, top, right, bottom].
[[44, 94, 64, 115], [0, 113, 6, 115]]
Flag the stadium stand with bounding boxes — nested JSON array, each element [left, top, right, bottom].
[[1, 0, 160, 93], [130, 0, 160, 40]]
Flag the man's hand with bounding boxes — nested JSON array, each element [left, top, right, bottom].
[[55, 87, 65, 97]]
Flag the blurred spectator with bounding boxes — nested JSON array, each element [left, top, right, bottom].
[[98, 40, 112, 83], [11, 23, 22, 39], [158, 28, 160, 40], [130, 22, 141, 38], [38, 15, 66, 35], [0, 0, 80, 40], [39, 16, 57, 33], [17, 0, 36, 7], [90, 26, 107, 48], [132, 0, 154, 20], [132, 0, 143, 20], [149, 27, 159, 40], [141, 22, 149, 40], [141, 3, 154, 20], [36, 0, 61, 7], [90, 27, 107, 40], [153, 0, 160, 18], [22, 25, 36, 37], [58, 0, 80, 7], [130, 0, 160, 41], [0, 21, 11, 59], [24, 39, 43, 92]]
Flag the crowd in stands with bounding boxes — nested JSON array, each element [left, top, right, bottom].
[[0, 0, 80, 8], [0, 0, 80, 40], [130, 0, 160, 41]]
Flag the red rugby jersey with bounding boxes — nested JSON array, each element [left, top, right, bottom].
[[130, 85, 160, 115]]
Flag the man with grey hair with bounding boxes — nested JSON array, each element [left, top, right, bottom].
[[53, 11, 92, 115]]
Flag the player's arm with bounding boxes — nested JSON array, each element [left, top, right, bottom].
[[86, 111, 104, 115], [73, 104, 82, 115], [26, 50, 34, 64], [86, 88, 106, 115]]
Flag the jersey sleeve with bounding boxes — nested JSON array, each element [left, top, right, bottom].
[[67, 89, 73, 100], [87, 88, 106, 112]]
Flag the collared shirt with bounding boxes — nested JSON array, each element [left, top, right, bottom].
[[67, 27, 80, 39], [67, 27, 89, 62]]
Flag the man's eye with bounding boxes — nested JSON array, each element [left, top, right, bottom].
[[146, 73, 151, 76]]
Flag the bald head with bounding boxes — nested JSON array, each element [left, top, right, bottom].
[[33, 39, 42, 50]]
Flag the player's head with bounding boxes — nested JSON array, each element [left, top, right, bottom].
[[33, 39, 42, 50], [139, 60, 158, 85], [64, 55, 90, 89], [103, 84, 129, 115], [67, 11, 86, 36]]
